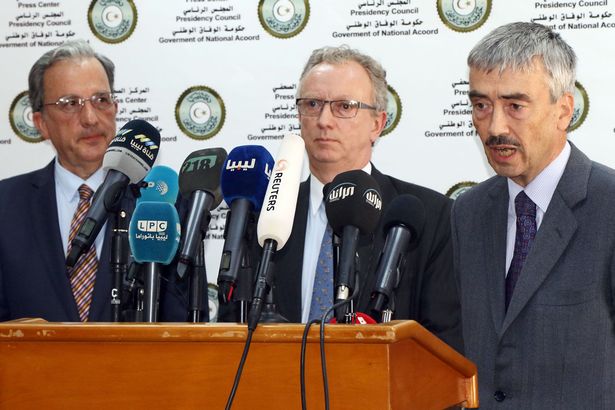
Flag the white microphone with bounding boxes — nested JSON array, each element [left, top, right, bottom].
[[256, 133, 304, 249], [249, 133, 305, 329]]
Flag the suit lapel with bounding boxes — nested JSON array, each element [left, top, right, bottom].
[[500, 144, 589, 335], [273, 179, 309, 322], [31, 161, 80, 320], [485, 179, 509, 333]]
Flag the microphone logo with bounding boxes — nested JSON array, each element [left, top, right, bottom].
[[180, 155, 218, 173], [327, 183, 355, 202], [134, 134, 160, 150], [226, 158, 256, 171], [364, 189, 382, 210], [264, 162, 272, 178], [145, 181, 169, 195], [274, 159, 288, 172], [137, 220, 168, 232]]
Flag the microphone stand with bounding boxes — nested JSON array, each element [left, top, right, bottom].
[[143, 262, 161, 322], [188, 210, 211, 322], [234, 247, 253, 323], [189, 241, 208, 322], [258, 260, 288, 324], [110, 209, 129, 322]]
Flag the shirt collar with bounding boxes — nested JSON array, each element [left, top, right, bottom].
[[54, 159, 105, 202], [507, 141, 571, 214]]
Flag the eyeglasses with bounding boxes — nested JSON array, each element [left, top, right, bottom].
[[296, 98, 377, 119], [43, 92, 116, 113]]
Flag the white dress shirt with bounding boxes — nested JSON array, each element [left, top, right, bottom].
[[505, 142, 571, 274], [54, 160, 105, 259]]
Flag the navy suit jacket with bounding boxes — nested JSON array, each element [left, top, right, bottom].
[[0, 161, 137, 322], [222, 166, 463, 352]]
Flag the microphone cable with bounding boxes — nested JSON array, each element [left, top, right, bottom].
[[225, 327, 254, 410], [300, 275, 360, 410]]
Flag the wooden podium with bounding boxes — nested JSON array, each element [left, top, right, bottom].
[[0, 319, 477, 409]]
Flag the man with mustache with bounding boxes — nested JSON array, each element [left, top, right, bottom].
[[452, 22, 615, 408]]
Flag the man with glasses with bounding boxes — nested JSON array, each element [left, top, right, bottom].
[[261, 45, 462, 352], [0, 40, 134, 322]]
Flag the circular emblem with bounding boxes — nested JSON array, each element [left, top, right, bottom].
[[88, 0, 138, 44], [381, 85, 402, 137], [569, 81, 589, 132], [175, 86, 226, 140], [446, 181, 477, 199], [258, 0, 310, 39], [437, 0, 491, 33], [9, 91, 42, 143], [208, 283, 219, 322]]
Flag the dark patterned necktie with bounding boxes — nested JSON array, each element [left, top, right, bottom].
[[308, 224, 334, 322], [68, 184, 99, 322], [505, 191, 536, 310]]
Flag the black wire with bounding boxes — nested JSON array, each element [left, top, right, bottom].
[[300, 275, 362, 410], [225, 328, 254, 410], [301, 318, 321, 410]]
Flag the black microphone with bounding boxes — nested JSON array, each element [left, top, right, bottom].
[[66, 119, 160, 268], [324, 170, 382, 323], [369, 194, 425, 321], [176, 148, 227, 279]]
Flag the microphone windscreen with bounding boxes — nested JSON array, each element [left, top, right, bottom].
[[138, 165, 179, 204], [128, 202, 181, 264], [257, 133, 305, 249], [178, 148, 227, 208], [221, 145, 274, 211], [325, 170, 382, 235], [103, 119, 161, 183], [381, 194, 426, 240]]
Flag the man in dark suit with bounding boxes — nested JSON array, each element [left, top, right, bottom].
[[453, 22, 615, 408], [268, 46, 462, 352], [0, 41, 185, 322]]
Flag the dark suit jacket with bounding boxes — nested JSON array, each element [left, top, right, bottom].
[[0, 160, 198, 322], [452, 144, 615, 408], [265, 166, 462, 352]]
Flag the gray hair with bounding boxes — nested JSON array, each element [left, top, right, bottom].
[[28, 39, 115, 112], [468, 22, 576, 101], [298, 45, 388, 112]]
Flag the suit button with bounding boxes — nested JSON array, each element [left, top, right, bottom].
[[494, 390, 506, 402]]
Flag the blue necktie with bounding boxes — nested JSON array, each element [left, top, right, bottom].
[[505, 191, 537, 310], [308, 224, 334, 322]]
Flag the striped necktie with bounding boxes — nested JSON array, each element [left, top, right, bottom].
[[68, 184, 98, 322]]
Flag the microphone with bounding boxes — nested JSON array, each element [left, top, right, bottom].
[[217, 145, 274, 306], [248, 134, 304, 330], [370, 194, 425, 321], [176, 148, 227, 279], [66, 119, 160, 268], [137, 165, 179, 204], [128, 200, 181, 322], [324, 170, 382, 323]]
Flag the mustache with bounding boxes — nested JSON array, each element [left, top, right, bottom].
[[485, 135, 521, 147]]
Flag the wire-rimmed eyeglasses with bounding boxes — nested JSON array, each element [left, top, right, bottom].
[[296, 98, 377, 118], [43, 92, 116, 113]]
